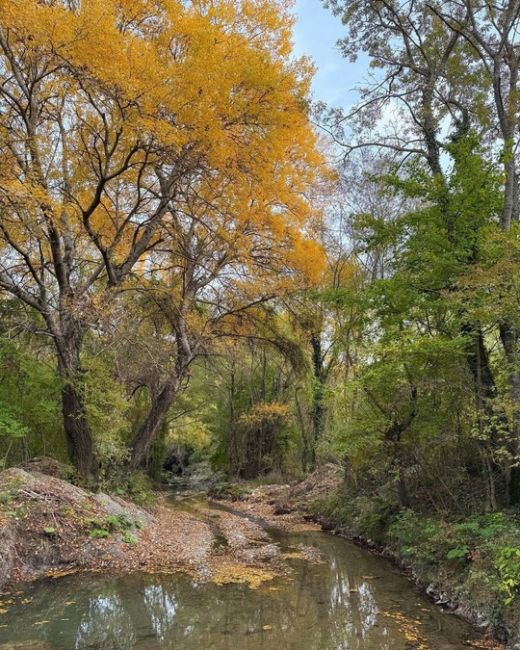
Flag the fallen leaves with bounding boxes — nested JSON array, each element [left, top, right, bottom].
[[211, 561, 277, 589], [381, 610, 430, 650], [465, 641, 506, 649]]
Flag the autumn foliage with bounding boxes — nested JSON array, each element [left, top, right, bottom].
[[0, 0, 327, 476]]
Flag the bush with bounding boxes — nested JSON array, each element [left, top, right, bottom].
[[109, 471, 154, 506], [208, 482, 251, 502], [496, 547, 520, 605], [311, 491, 399, 542]]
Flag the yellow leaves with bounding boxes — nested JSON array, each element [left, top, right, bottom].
[[0, 0, 312, 147], [0, 0, 328, 318], [381, 610, 430, 650], [211, 560, 276, 588], [286, 235, 327, 285], [465, 641, 506, 650], [166, 417, 211, 451], [239, 401, 290, 426], [1, 0, 320, 177]]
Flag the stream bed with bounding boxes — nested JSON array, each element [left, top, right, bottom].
[[0, 499, 484, 649]]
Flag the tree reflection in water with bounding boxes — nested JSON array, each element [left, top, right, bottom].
[[0, 530, 480, 650], [143, 585, 178, 642], [75, 594, 136, 649]]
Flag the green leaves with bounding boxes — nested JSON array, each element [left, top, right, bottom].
[[446, 546, 469, 561], [0, 338, 61, 460], [0, 403, 28, 440], [86, 513, 139, 542], [496, 547, 520, 605]]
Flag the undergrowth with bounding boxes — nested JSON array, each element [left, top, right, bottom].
[[311, 491, 520, 640]]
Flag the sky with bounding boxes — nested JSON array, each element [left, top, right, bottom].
[[292, 0, 368, 109]]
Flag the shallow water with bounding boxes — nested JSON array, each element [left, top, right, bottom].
[[0, 503, 482, 650]]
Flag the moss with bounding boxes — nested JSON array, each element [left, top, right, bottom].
[[0, 490, 13, 505]]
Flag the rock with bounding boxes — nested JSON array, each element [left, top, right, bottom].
[[240, 543, 281, 563], [0, 520, 15, 589], [20, 457, 73, 480], [298, 544, 323, 563], [0, 467, 159, 589], [426, 583, 437, 598], [1, 467, 90, 505]]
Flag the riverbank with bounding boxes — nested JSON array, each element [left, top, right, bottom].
[[306, 498, 520, 649], [210, 466, 513, 649], [0, 491, 485, 650], [0, 466, 299, 594], [0, 462, 512, 648]]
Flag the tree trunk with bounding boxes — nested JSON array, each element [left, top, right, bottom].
[[61, 380, 97, 480], [310, 332, 325, 467], [499, 321, 520, 504], [462, 321, 506, 509], [227, 363, 241, 476], [55, 328, 97, 481], [130, 376, 179, 470], [502, 144, 517, 230], [397, 466, 411, 508], [294, 388, 309, 472], [461, 322, 498, 408]]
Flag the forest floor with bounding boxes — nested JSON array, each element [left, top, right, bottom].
[[0, 463, 339, 596], [209, 462, 343, 530]]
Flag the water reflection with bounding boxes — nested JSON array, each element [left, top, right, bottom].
[[75, 594, 136, 649], [0, 530, 479, 650], [143, 585, 178, 641]]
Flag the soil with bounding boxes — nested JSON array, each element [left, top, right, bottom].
[[210, 463, 343, 532], [0, 466, 335, 593]]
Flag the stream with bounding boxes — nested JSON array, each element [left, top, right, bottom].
[[0, 497, 483, 649]]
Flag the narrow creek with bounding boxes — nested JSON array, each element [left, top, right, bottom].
[[0, 497, 484, 649]]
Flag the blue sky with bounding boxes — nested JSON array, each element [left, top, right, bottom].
[[292, 0, 367, 109]]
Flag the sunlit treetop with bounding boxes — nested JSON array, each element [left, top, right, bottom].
[[0, 0, 327, 310]]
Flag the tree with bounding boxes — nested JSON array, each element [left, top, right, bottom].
[[324, 0, 520, 504], [127, 160, 326, 468], [428, 0, 520, 502], [202, 331, 304, 478], [0, 0, 325, 478], [328, 134, 506, 510], [323, 0, 473, 173]]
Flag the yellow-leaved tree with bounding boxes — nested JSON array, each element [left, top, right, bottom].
[[0, 0, 328, 478]]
